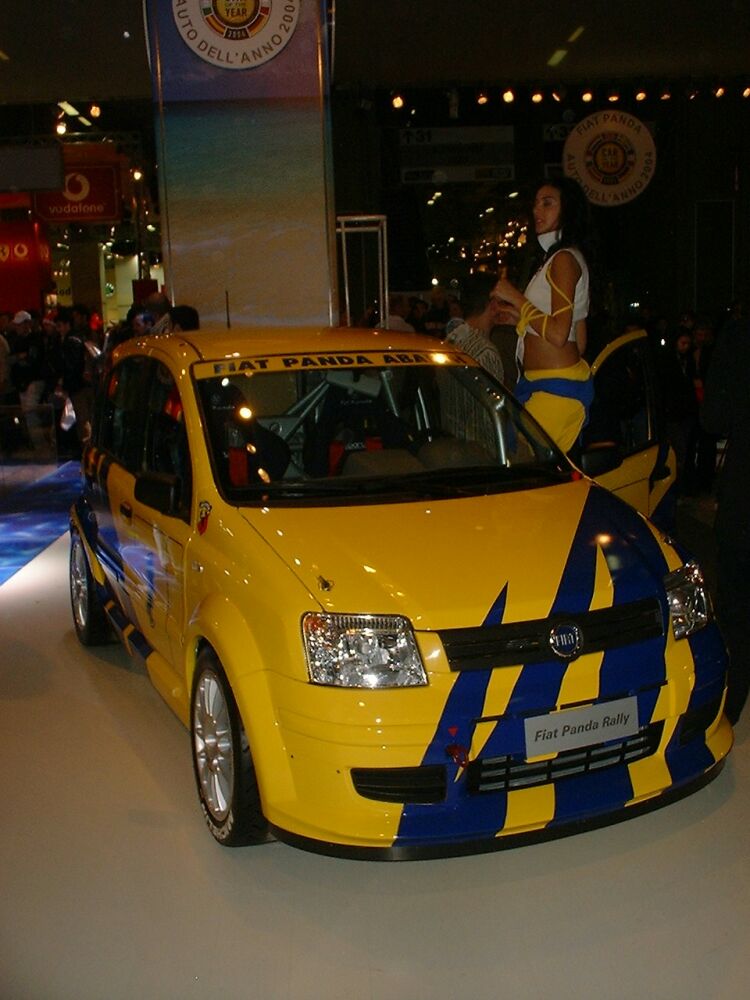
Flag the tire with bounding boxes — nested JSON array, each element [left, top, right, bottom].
[[69, 529, 111, 645], [191, 647, 268, 847]]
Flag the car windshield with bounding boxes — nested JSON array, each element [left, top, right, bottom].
[[195, 356, 571, 504]]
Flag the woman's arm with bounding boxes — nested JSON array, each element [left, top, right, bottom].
[[493, 251, 582, 348]]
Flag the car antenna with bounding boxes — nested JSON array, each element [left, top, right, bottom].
[[225, 289, 231, 329]]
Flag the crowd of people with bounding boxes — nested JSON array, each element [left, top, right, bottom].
[[0, 292, 199, 459]]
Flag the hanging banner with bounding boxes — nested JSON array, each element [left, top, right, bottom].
[[563, 111, 656, 206], [146, 0, 313, 102], [171, 0, 300, 70], [33, 165, 122, 223], [0, 220, 52, 313]]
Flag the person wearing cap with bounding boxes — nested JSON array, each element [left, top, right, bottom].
[[11, 311, 47, 422]]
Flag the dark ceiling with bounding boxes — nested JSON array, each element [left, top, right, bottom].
[[2, 1, 750, 107], [333, 0, 750, 89]]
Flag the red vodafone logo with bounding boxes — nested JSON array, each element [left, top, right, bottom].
[[33, 166, 121, 223]]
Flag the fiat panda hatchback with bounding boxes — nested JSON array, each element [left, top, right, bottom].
[[69, 326, 731, 858]]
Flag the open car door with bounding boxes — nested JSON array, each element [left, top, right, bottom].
[[578, 328, 676, 529]]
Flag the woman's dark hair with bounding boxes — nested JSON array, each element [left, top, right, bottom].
[[532, 176, 593, 262]]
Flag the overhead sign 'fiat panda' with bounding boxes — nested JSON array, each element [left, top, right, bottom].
[[172, 0, 301, 69]]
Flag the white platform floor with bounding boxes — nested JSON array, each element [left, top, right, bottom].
[[2, 534, 749, 1000]]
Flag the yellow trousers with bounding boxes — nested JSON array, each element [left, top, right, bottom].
[[521, 358, 592, 454]]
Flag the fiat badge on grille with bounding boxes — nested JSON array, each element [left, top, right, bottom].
[[548, 622, 583, 660]]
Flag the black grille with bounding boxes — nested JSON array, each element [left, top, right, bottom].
[[439, 597, 664, 671], [351, 765, 446, 803], [466, 722, 664, 794]]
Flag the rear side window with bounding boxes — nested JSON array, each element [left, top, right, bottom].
[[98, 356, 151, 472]]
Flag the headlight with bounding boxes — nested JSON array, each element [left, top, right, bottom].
[[302, 613, 428, 688], [664, 561, 713, 639]]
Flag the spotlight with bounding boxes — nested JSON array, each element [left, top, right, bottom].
[[477, 90, 489, 105], [391, 92, 404, 109], [132, 168, 143, 182], [743, 86, 750, 98], [531, 89, 543, 104], [713, 85, 726, 98], [608, 88, 620, 103], [551, 86, 567, 103], [581, 88, 594, 103], [502, 88, 515, 103], [660, 87, 672, 101], [89, 103, 101, 118], [55, 120, 67, 135], [635, 89, 647, 101]]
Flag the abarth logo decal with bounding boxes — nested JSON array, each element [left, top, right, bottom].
[[198, 500, 213, 535]]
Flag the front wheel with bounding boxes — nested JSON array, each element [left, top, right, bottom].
[[191, 647, 268, 847], [69, 529, 110, 645]]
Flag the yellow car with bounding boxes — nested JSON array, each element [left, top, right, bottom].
[[69, 326, 731, 858]]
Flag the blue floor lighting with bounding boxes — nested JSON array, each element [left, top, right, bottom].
[[0, 462, 83, 586]]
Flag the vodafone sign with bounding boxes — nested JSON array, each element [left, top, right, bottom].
[[563, 111, 656, 206], [34, 165, 121, 223]]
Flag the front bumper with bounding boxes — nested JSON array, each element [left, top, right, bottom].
[[251, 623, 732, 859]]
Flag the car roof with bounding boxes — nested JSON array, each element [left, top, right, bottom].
[[140, 325, 447, 362]]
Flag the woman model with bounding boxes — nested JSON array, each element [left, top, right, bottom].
[[492, 177, 593, 453]]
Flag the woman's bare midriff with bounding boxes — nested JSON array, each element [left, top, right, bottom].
[[522, 335, 581, 372]]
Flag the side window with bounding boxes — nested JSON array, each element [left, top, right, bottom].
[[583, 339, 655, 456], [143, 362, 192, 517], [98, 356, 151, 471]]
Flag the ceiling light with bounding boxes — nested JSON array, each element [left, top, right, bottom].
[[89, 103, 101, 118], [477, 90, 488, 105], [55, 120, 67, 135], [581, 89, 594, 103], [635, 89, 647, 101], [660, 87, 672, 101], [132, 168, 143, 181], [547, 49, 568, 67], [58, 100, 80, 116], [502, 88, 515, 103], [551, 88, 566, 103], [77, 116, 92, 127], [608, 89, 620, 103], [391, 92, 404, 109], [714, 85, 726, 98], [531, 89, 543, 104], [688, 87, 699, 100], [743, 87, 750, 98]]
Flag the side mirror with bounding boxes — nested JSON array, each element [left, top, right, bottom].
[[134, 470, 181, 515], [578, 442, 623, 477]]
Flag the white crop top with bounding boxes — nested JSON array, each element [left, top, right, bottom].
[[516, 247, 590, 366]]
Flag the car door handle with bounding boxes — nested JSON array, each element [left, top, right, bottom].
[[120, 502, 133, 520]]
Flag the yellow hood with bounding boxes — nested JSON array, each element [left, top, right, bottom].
[[240, 480, 615, 630]]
